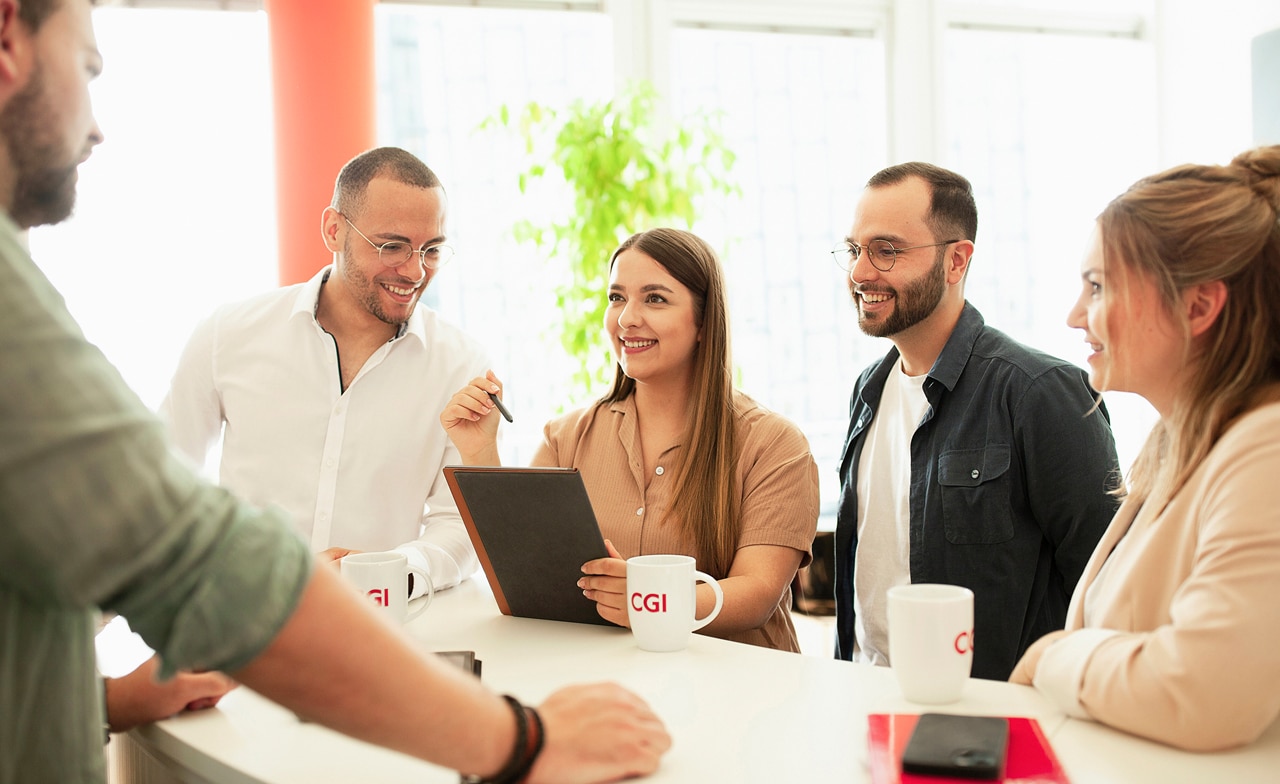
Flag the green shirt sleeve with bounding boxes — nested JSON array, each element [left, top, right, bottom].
[[0, 215, 311, 676]]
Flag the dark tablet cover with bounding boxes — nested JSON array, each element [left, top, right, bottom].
[[444, 466, 613, 626]]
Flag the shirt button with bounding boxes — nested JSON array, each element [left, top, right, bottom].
[[636, 507, 644, 516], [971, 469, 980, 479], [655, 466, 664, 476]]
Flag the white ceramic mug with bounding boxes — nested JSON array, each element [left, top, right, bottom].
[[340, 551, 433, 623], [626, 554, 724, 652], [887, 583, 974, 704]]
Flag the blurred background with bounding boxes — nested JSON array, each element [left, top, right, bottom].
[[30, 0, 1280, 525]]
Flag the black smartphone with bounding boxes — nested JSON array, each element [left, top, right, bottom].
[[901, 713, 1009, 780]]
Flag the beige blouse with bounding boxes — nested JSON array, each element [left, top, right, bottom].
[[533, 391, 820, 651], [1031, 402, 1280, 750]]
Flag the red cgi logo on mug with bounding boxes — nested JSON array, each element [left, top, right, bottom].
[[954, 629, 975, 654], [631, 592, 669, 613], [368, 588, 389, 607]]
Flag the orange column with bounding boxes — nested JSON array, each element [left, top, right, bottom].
[[265, 0, 377, 285]]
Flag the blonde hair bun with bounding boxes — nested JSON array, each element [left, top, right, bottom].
[[1231, 145, 1280, 209]]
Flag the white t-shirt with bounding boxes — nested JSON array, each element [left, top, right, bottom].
[[853, 359, 931, 665], [160, 267, 489, 597]]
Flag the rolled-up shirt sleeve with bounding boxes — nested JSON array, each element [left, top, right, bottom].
[[734, 412, 820, 567], [0, 229, 311, 678]]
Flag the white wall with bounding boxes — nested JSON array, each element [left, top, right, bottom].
[[1158, 0, 1280, 165]]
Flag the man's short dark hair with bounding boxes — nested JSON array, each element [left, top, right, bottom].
[[867, 161, 978, 244], [330, 147, 442, 217]]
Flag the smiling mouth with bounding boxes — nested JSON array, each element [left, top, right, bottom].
[[858, 290, 893, 304], [382, 282, 418, 297], [622, 339, 656, 349]]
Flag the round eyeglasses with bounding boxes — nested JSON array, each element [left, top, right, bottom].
[[342, 214, 455, 269], [830, 238, 959, 273]]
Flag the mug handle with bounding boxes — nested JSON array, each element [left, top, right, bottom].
[[690, 570, 724, 631], [406, 566, 434, 621]]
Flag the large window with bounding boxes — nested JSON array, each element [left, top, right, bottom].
[[29, 8, 274, 411], [940, 22, 1162, 471], [376, 4, 613, 465], [669, 24, 888, 517], [30, 0, 1280, 489]]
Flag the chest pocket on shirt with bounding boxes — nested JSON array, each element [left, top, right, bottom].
[[938, 446, 1014, 544]]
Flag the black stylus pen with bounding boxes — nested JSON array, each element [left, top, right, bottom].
[[488, 391, 514, 423]]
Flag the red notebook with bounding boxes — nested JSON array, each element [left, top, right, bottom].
[[867, 713, 1069, 784]]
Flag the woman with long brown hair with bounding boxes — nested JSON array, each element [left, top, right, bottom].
[[1011, 145, 1280, 751], [443, 228, 819, 651]]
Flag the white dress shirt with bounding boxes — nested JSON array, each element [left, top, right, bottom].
[[161, 267, 486, 596]]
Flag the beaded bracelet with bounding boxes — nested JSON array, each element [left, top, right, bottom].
[[461, 695, 545, 784]]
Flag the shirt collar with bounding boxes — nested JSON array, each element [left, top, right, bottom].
[[289, 264, 421, 344], [925, 301, 984, 392], [289, 266, 331, 321], [608, 391, 708, 448], [608, 393, 637, 418], [607, 393, 690, 465]]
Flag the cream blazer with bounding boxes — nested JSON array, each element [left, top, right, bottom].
[[1031, 402, 1280, 751]]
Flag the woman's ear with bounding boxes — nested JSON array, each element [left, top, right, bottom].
[[1184, 279, 1228, 338]]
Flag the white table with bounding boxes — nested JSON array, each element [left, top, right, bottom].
[[114, 575, 1280, 783]]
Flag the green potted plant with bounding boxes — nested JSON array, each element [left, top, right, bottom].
[[486, 82, 737, 401]]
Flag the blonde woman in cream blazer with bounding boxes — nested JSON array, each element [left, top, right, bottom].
[[1010, 145, 1280, 752]]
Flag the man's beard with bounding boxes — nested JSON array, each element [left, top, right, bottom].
[[852, 249, 947, 338], [0, 67, 81, 229], [343, 234, 419, 327]]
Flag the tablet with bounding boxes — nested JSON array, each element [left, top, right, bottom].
[[444, 466, 613, 626]]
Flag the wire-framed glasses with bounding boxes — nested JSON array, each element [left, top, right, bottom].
[[830, 238, 959, 273], [342, 214, 455, 269]]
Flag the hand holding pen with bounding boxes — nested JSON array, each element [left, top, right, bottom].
[[487, 389, 513, 423], [439, 370, 510, 466]]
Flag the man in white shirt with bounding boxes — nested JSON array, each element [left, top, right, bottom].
[[162, 147, 486, 597]]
